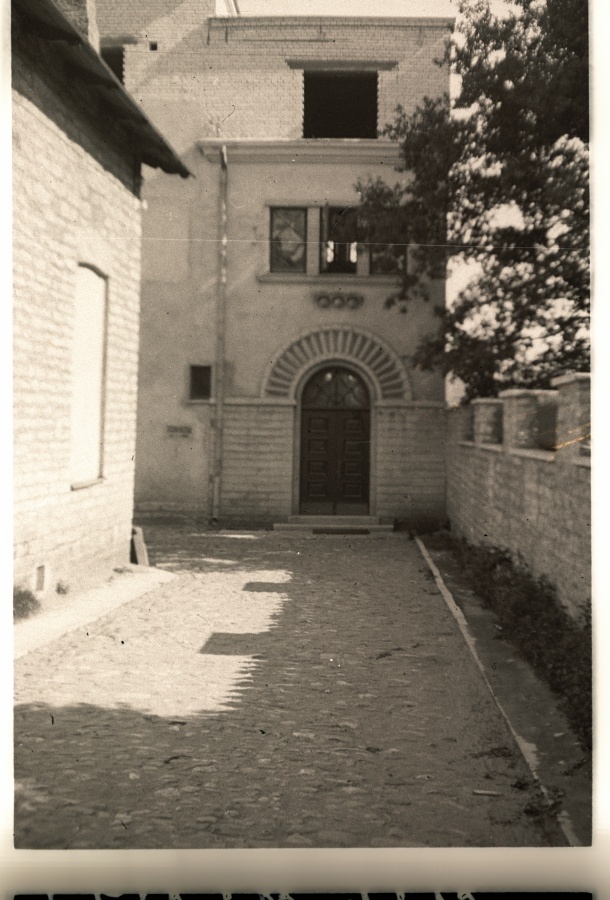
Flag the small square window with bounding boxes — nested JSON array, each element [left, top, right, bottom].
[[189, 365, 212, 400], [270, 208, 307, 273], [149, 41, 158, 51]]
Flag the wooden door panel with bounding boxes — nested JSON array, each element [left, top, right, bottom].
[[300, 407, 369, 515], [300, 410, 334, 513], [336, 410, 369, 508]]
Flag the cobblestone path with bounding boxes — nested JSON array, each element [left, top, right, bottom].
[[14, 528, 563, 848]]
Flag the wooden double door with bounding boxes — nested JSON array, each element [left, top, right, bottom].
[[299, 367, 370, 516]]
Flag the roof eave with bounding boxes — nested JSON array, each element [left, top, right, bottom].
[[12, 0, 191, 179]]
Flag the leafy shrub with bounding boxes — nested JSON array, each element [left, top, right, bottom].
[[13, 586, 41, 622], [449, 538, 592, 753]]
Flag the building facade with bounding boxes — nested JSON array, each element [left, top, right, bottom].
[[12, 0, 187, 596], [98, 0, 454, 527]]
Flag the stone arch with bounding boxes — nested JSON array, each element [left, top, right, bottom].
[[263, 325, 411, 402]]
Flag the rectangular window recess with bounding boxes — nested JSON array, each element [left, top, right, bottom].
[[69, 265, 107, 485], [189, 365, 212, 400], [303, 71, 378, 139], [71, 477, 104, 491]]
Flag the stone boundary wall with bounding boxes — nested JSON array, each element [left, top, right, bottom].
[[446, 374, 591, 619]]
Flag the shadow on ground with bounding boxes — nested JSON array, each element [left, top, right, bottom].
[[15, 530, 566, 849]]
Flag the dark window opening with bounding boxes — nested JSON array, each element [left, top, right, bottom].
[[320, 207, 359, 274], [303, 71, 378, 139], [189, 365, 212, 400], [100, 46, 124, 83], [149, 41, 158, 51], [270, 207, 307, 273]]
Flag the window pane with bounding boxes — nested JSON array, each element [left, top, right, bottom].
[[302, 366, 369, 409], [70, 266, 106, 483], [370, 243, 406, 275], [270, 207, 307, 273], [320, 206, 358, 274]]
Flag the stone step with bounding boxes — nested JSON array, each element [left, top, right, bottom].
[[274, 516, 394, 534], [288, 515, 381, 526]]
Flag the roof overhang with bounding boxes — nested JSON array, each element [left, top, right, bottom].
[[12, 0, 191, 178]]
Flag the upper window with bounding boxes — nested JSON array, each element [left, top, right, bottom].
[[320, 207, 359, 274], [270, 207, 307, 273], [303, 72, 378, 139]]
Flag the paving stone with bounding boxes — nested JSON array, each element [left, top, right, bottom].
[[14, 527, 564, 848]]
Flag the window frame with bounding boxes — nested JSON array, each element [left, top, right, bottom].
[[269, 206, 308, 274], [264, 203, 406, 280]]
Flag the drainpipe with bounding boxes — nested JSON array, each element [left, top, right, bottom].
[[211, 144, 228, 523]]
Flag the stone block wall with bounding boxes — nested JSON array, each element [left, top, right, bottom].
[[447, 375, 591, 619], [376, 404, 446, 525], [221, 402, 296, 525], [13, 42, 143, 595]]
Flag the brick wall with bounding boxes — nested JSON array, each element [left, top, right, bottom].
[[376, 404, 446, 525], [13, 41, 143, 595], [122, 17, 451, 150], [446, 376, 591, 619]]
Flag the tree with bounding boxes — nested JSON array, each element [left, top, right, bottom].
[[357, 0, 590, 400]]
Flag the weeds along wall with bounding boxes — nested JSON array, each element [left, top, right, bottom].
[[446, 374, 591, 620]]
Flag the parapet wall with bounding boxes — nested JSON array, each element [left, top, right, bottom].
[[446, 374, 591, 620]]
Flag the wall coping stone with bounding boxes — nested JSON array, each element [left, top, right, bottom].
[[510, 448, 555, 463], [551, 372, 591, 388], [499, 389, 558, 398], [471, 398, 503, 405]]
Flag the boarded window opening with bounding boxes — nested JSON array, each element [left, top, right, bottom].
[[69, 265, 107, 485], [303, 71, 378, 139], [190, 365, 212, 400]]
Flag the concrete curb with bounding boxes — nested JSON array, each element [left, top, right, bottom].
[[415, 536, 581, 847], [14, 566, 176, 660]]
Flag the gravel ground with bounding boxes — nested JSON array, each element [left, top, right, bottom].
[[14, 527, 565, 848]]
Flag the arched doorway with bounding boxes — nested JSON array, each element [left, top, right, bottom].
[[299, 365, 370, 515]]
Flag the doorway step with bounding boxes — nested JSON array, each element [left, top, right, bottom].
[[273, 516, 393, 534]]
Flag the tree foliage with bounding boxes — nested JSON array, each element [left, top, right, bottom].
[[357, 0, 589, 399]]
